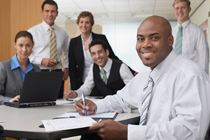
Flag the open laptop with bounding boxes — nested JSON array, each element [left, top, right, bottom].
[[4, 72, 63, 108]]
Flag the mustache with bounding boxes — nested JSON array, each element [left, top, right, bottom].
[[140, 48, 156, 52]]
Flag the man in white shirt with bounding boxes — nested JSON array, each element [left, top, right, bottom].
[[64, 39, 133, 99], [172, 0, 209, 74], [28, 1, 70, 98], [75, 16, 210, 140]]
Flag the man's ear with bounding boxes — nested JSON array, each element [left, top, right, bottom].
[[106, 49, 109, 56], [168, 34, 174, 47]]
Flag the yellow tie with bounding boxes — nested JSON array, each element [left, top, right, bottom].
[[49, 27, 58, 70]]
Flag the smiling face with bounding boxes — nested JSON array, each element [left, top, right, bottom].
[[136, 16, 173, 70], [41, 4, 58, 26], [78, 16, 93, 34], [15, 37, 34, 61], [90, 44, 109, 68], [174, 1, 191, 24]]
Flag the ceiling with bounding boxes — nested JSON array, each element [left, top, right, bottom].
[[54, 0, 204, 25]]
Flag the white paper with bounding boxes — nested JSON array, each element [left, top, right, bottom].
[[56, 99, 74, 104], [68, 96, 102, 102], [42, 117, 96, 131], [57, 112, 117, 119]]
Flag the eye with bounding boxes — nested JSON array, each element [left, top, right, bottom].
[[152, 36, 159, 40], [137, 37, 144, 41]]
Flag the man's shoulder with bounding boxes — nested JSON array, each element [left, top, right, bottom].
[[54, 24, 68, 34], [188, 22, 204, 32], [28, 23, 42, 31]]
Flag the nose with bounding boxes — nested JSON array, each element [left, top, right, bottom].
[[22, 46, 26, 51], [142, 38, 152, 48]]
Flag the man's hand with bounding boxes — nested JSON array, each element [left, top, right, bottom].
[[63, 69, 69, 80], [75, 99, 96, 115], [9, 95, 20, 102], [64, 90, 78, 99], [41, 58, 57, 67], [89, 120, 128, 140]]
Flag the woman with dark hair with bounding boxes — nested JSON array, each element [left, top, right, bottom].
[[0, 31, 40, 105], [69, 11, 135, 91]]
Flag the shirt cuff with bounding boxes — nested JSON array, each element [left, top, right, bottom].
[[34, 57, 43, 65], [128, 124, 146, 140], [95, 100, 107, 114]]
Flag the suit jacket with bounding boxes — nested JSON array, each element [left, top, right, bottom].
[[69, 32, 134, 90], [0, 59, 40, 105]]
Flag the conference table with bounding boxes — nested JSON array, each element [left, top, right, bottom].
[[0, 100, 140, 139]]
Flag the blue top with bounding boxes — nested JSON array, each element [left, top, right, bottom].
[[11, 54, 34, 81]]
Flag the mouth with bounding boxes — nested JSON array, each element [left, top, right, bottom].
[[141, 51, 155, 58]]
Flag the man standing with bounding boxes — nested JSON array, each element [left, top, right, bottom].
[[28, 0, 70, 98], [172, 0, 209, 74], [64, 39, 133, 99], [75, 16, 210, 140]]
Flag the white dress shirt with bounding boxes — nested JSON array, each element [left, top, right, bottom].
[[28, 21, 70, 69], [172, 19, 209, 74], [76, 58, 134, 97], [95, 50, 210, 140], [81, 33, 93, 82]]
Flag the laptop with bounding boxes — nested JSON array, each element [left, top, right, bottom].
[[4, 72, 64, 108]]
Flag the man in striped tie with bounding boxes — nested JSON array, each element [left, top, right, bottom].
[[28, 0, 70, 99], [75, 16, 210, 140]]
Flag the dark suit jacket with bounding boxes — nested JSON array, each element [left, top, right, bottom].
[[69, 32, 135, 90], [0, 59, 40, 105]]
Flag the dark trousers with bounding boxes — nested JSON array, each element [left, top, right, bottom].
[[57, 80, 64, 99], [80, 133, 102, 140]]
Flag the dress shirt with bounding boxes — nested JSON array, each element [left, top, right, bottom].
[[28, 21, 70, 69], [96, 50, 210, 140], [81, 33, 93, 82], [172, 19, 209, 74], [11, 54, 34, 81], [76, 58, 134, 97]]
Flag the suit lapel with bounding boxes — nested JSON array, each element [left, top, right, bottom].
[[76, 35, 84, 62], [12, 68, 23, 88]]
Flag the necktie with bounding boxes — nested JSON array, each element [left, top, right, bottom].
[[49, 27, 58, 70], [140, 76, 154, 125], [101, 69, 107, 84], [174, 25, 183, 54]]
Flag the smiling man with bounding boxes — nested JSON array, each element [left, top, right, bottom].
[[28, 0, 70, 99], [172, 0, 209, 74], [64, 39, 133, 99], [75, 16, 210, 140]]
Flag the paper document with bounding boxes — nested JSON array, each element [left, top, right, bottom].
[[57, 112, 117, 119], [68, 96, 103, 102], [42, 117, 96, 131], [56, 99, 74, 104]]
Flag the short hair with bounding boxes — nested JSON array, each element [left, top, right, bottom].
[[76, 11, 94, 26], [89, 39, 108, 52], [41, 0, 58, 11], [173, 0, 191, 7], [14, 31, 34, 43]]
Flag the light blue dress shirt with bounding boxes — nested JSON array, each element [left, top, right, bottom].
[[11, 54, 34, 81]]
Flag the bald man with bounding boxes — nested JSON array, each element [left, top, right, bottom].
[[75, 16, 210, 140]]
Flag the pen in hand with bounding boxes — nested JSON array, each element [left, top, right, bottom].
[[82, 93, 88, 116]]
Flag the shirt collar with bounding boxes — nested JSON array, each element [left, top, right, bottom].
[[41, 20, 56, 31], [81, 32, 93, 43], [177, 19, 191, 29], [11, 54, 34, 72], [99, 58, 112, 73], [150, 50, 178, 84]]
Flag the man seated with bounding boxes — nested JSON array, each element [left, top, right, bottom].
[[75, 16, 210, 140], [64, 39, 134, 99]]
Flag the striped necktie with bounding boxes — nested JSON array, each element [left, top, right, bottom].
[[49, 27, 58, 70], [174, 25, 183, 54], [101, 69, 107, 84], [140, 76, 154, 125]]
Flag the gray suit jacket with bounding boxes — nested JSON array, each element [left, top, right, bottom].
[[0, 59, 40, 105]]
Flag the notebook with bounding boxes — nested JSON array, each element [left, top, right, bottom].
[[4, 72, 63, 108]]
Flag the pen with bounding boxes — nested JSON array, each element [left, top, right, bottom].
[[82, 93, 87, 116], [52, 116, 75, 119]]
